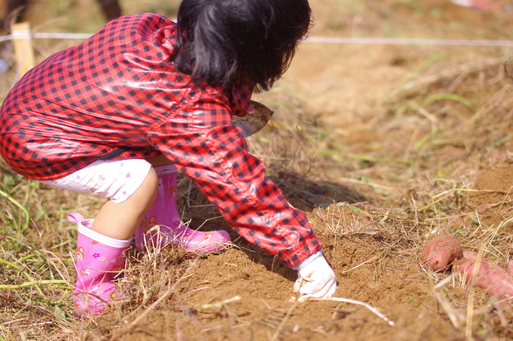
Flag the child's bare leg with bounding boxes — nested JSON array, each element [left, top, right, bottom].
[[92, 168, 158, 240]]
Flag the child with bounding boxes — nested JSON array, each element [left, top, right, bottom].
[[0, 0, 337, 316]]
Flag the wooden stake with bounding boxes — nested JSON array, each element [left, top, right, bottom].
[[12, 22, 35, 78]]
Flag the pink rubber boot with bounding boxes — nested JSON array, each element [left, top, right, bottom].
[[69, 212, 131, 317], [134, 165, 230, 254]]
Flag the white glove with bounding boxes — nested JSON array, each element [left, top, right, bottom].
[[293, 252, 337, 302]]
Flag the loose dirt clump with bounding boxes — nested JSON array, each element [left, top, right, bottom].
[[466, 162, 513, 232]]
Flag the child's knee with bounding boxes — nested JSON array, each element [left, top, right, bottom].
[[140, 167, 159, 200], [125, 167, 159, 212]]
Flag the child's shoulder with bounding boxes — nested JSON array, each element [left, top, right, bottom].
[[103, 13, 175, 36], [79, 13, 177, 55]]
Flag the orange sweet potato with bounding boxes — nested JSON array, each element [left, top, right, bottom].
[[421, 235, 463, 272], [454, 251, 513, 301]]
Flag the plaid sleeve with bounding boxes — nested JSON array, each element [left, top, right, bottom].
[[230, 83, 253, 117], [147, 94, 322, 268]]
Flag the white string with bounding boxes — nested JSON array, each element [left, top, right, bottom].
[[305, 36, 513, 47], [2, 32, 513, 47], [0, 32, 93, 42]]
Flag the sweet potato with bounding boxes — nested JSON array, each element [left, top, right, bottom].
[[454, 251, 513, 301], [421, 235, 464, 272]]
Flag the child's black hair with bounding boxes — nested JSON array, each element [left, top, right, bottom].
[[173, 0, 312, 91]]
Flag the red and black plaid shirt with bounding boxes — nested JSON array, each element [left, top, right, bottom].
[[0, 13, 321, 267]]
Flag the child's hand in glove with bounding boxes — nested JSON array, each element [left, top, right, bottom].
[[293, 251, 337, 302]]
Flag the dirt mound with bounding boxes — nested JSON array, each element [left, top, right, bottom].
[[107, 204, 445, 341]]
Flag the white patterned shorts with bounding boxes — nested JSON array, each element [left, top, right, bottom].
[[40, 159, 152, 203]]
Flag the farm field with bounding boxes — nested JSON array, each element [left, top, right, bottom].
[[2, 0, 513, 340]]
